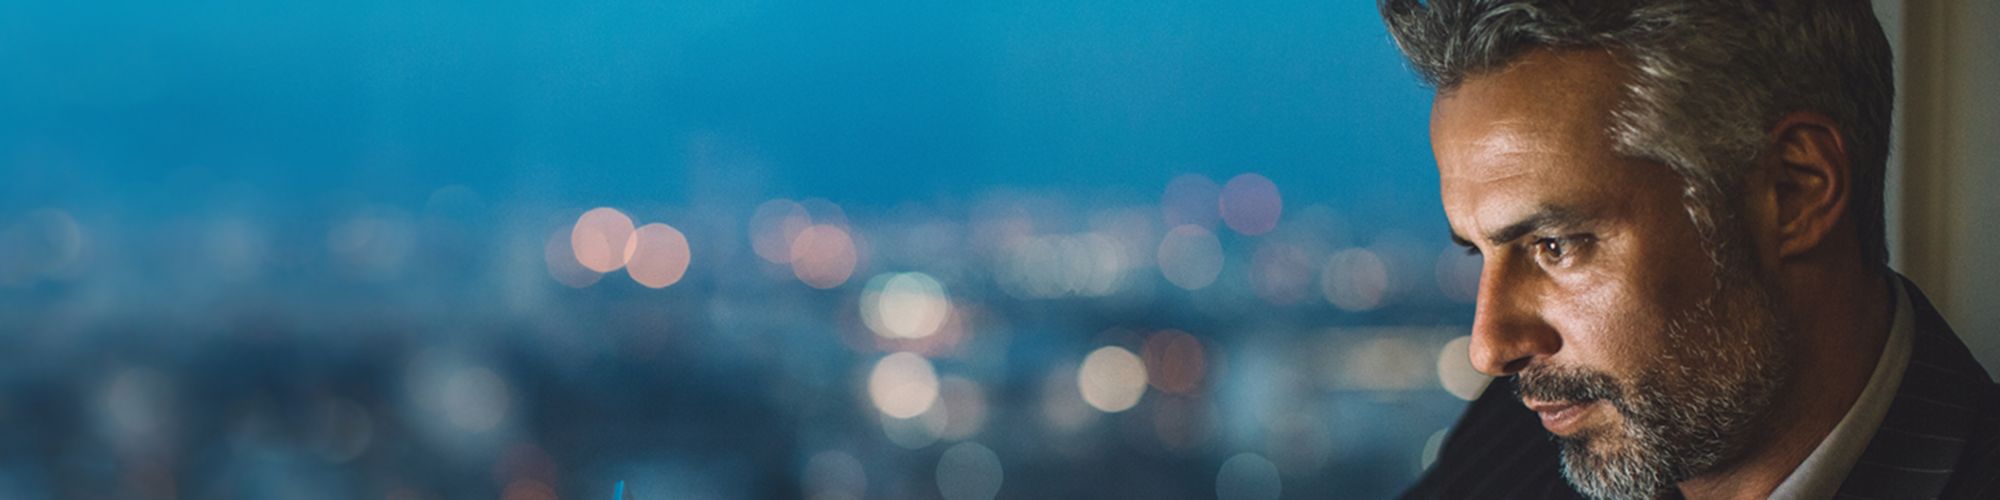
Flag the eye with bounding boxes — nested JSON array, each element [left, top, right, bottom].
[[1535, 237, 1568, 260], [1531, 235, 1593, 267]]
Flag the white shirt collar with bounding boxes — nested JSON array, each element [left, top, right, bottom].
[[1767, 278, 1915, 499]]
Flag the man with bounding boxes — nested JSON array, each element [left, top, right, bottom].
[[1384, 1, 2000, 499]]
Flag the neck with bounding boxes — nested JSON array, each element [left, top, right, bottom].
[[1675, 265, 1895, 500]]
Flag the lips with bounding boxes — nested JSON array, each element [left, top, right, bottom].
[[1524, 399, 1598, 436]]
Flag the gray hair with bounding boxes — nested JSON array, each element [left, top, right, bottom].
[[1381, 0, 1895, 266]]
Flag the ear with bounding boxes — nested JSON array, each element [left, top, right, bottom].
[[1766, 112, 1853, 259]]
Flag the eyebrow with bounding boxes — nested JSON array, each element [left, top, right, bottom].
[[1449, 205, 1592, 249]]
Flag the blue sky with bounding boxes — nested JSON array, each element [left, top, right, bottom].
[[1, 0, 1438, 228]]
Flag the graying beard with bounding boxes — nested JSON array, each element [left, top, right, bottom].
[[1554, 262, 1790, 499]]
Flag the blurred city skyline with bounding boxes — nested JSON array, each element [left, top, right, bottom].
[[0, 1, 1477, 499]]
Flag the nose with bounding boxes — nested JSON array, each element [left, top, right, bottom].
[[1468, 262, 1561, 376]]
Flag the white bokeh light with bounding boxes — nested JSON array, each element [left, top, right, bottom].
[[1421, 427, 1450, 471], [1157, 224, 1224, 291], [869, 352, 941, 419], [861, 272, 951, 339], [1437, 336, 1489, 401], [441, 367, 512, 433], [1077, 346, 1148, 413], [1321, 248, 1390, 311]]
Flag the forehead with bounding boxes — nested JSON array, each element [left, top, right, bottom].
[[1430, 50, 1654, 228]]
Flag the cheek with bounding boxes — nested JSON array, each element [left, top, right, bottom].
[[1540, 259, 1677, 377]]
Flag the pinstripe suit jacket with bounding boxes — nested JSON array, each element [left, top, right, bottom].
[[1403, 279, 2000, 499]]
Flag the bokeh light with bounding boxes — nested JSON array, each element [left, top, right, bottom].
[[881, 404, 950, 450], [1436, 336, 1487, 401], [543, 226, 605, 288], [861, 272, 951, 339], [750, 199, 812, 264], [1435, 247, 1482, 303], [2, 0, 1506, 496], [1142, 330, 1207, 395], [0, 208, 87, 285], [1219, 173, 1282, 236], [1420, 427, 1450, 471], [1216, 452, 1282, 500], [1152, 396, 1215, 452], [1039, 364, 1099, 435], [1251, 242, 1317, 306], [625, 223, 692, 289], [997, 232, 1133, 299], [328, 206, 417, 280], [1330, 335, 1431, 391], [936, 442, 1004, 500], [1162, 174, 1222, 229], [571, 207, 637, 273], [406, 352, 516, 446], [441, 367, 512, 433], [1078, 346, 1148, 413], [1321, 248, 1390, 311], [1158, 224, 1224, 291], [803, 450, 868, 500], [97, 367, 176, 454], [936, 376, 990, 441], [868, 352, 941, 419], [791, 224, 859, 289]]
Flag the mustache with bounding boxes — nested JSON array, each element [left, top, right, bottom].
[[1514, 365, 1624, 405]]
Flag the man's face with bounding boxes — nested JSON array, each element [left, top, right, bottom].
[[1431, 50, 1792, 499]]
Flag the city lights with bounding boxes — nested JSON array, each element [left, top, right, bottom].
[[1142, 330, 1207, 395], [570, 207, 637, 273], [4, 0, 1520, 494], [543, 226, 605, 288], [1219, 173, 1283, 236], [1216, 452, 1282, 500], [1251, 242, 1317, 306], [1162, 174, 1223, 230], [440, 367, 511, 433], [750, 199, 811, 264], [804, 450, 868, 500], [868, 352, 941, 419], [1434, 246, 1483, 304], [625, 223, 692, 289], [791, 224, 859, 289], [1321, 247, 1391, 311], [0, 208, 86, 286], [1157, 224, 1224, 291], [1078, 346, 1148, 413], [935, 376, 990, 441], [935, 442, 1003, 500], [1437, 335, 1488, 401], [861, 272, 951, 339]]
